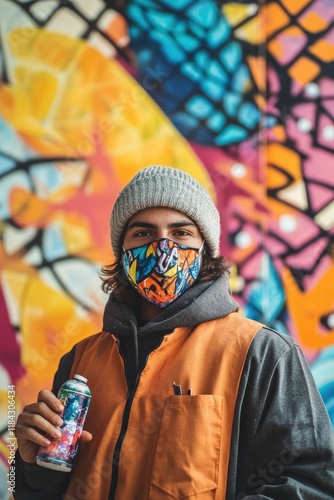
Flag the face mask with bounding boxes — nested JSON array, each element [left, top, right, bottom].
[[122, 238, 204, 308]]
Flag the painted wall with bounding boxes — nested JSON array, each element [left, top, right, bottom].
[[0, 0, 333, 494]]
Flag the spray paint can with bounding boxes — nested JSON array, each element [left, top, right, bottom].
[[36, 374, 91, 472]]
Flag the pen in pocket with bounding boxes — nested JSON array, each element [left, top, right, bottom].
[[172, 383, 193, 395], [173, 382, 182, 395]]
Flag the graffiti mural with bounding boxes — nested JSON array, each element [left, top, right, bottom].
[[0, 0, 333, 493]]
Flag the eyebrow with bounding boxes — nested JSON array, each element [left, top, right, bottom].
[[126, 220, 197, 230]]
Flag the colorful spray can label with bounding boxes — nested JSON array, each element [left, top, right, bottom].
[[36, 374, 91, 472]]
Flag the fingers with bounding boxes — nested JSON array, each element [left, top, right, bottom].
[[17, 410, 61, 440], [16, 391, 64, 446], [21, 403, 63, 428], [37, 389, 64, 413], [15, 389, 93, 451], [23, 400, 63, 426], [81, 430, 93, 442], [16, 423, 54, 447]]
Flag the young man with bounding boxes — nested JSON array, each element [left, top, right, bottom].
[[15, 165, 334, 499]]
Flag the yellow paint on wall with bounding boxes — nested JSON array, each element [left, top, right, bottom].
[[222, 3, 257, 27], [0, 28, 215, 200], [234, 17, 265, 45], [19, 274, 100, 404]]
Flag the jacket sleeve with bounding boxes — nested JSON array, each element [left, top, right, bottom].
[[14, 453, 71, 500], [232, 328, 334, 500], [14, 348, 75, 500]]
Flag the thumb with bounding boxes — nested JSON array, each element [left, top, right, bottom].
[[81, 430, 93, 442]]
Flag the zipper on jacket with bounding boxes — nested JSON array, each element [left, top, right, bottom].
[[108, 336, 165, 500], [109, 386, 136, 499]]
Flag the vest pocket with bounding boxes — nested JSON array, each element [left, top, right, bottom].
[[149, 395, 223, 499]]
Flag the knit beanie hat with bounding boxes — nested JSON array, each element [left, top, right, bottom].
[[110, 165, 221, 258]]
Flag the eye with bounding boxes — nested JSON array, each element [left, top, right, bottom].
[[173, 230, 190, 237], [134, 230, 152, 238]]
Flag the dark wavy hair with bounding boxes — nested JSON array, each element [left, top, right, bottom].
[[100, 245, 230, 295]]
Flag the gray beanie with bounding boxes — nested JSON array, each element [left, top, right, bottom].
[[110, 165, 220, 258]]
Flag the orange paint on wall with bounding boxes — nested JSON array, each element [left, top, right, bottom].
[[10, 188, 53, 227], [283, 264, 334, 350], [253, 93, 267, 111], [267, 143, 302, 187], [263, 3, 290, 38], [288, 56, 320, 85], [268, 26, 306, 59], [270, 125, 287, 142], [279, 0, 312, 15], [299, 11, 329, 33], [247, 56, 266, 93], [308, 39, 334, 63]]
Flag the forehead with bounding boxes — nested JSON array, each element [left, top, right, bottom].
[[126, 207, 196, 227]]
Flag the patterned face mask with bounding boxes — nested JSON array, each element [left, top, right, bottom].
[[122, 238, 204, 308]]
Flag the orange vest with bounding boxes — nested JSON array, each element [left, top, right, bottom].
[[65, 312, 262, 499]]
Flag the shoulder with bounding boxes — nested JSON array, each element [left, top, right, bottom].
[[242, 326, 312, 391], [250, 326, 297, 358], [61, 331, 110, 368], [224, 318, 299, 369], [52, 332, 109, 393], [260, 326, 296, 345], [73, 331, 112, 356]]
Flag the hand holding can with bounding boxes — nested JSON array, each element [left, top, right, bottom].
[[36, 374, 91, 472]]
